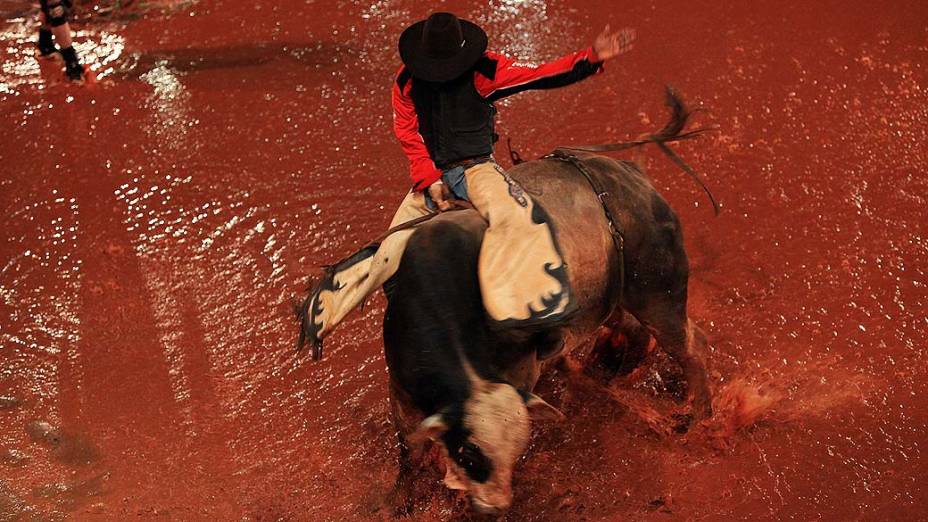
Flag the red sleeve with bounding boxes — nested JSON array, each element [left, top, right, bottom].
[[474, 47, 604, 100], [392, 67, 441, 192]]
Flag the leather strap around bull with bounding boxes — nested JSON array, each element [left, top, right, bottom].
[[543, 150, 627, 301]]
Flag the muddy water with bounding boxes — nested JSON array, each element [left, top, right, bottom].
[[1, 0, 925, 520]]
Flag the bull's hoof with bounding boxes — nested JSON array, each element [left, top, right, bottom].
[[692, 400, 713, 422], [671, 413, 693, 433], [673, 399, 712, 433]]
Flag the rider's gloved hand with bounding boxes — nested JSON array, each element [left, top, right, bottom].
[[428, 180, 452, 211]]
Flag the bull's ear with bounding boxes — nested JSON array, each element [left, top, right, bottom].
[[525, 393, 566, 422], [407, 414, 449, 445]]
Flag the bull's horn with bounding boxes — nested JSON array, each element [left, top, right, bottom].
[[408, 413, 449, 445], [525, 394, 566, 422]]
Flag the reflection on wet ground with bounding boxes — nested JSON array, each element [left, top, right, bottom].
[[1, 20, 126, 93], [1, 0, 926, 519]]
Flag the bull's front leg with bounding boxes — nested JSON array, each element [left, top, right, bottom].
[[386, 387, 434, 515], [388, 439, 418, 515]]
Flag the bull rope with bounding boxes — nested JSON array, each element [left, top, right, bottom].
[[543, 150, 629, 302], [321, 199, 476, 272]]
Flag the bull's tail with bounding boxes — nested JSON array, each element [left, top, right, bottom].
[[653, 86, 692, 142], [558, 86, 720, 215], [652, 87, 721, 215]]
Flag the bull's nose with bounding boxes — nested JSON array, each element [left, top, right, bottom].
[[471, 498, 507, 516]]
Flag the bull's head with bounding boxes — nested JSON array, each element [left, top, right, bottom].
[[410, 382, 564, 515]]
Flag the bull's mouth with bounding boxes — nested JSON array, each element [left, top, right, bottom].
[[471, 497, 509, 516]]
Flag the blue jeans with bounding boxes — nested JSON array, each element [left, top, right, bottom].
[[424, 166, 470, 211]]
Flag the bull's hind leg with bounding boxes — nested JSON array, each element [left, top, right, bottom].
[[584, 311, 653, 381], [634, 302, 712, 421]]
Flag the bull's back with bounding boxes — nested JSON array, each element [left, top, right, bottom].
[[392, 154, 670, 361]]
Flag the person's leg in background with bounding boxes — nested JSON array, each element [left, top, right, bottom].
[[36, 13, 57, 57], [39, 0, 85, 81]]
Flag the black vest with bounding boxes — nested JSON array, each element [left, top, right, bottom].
[[402, 59, 498, 168]]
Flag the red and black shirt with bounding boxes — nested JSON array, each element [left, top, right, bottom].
[[393, 47, 604, 191]]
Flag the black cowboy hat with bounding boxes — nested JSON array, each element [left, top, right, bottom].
[[399, 12, 488, 83]]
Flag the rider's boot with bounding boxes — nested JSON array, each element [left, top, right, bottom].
[[298, 190, 431, 358]]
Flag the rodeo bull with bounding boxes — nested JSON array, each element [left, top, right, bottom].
[[297, 92, 714, 515]]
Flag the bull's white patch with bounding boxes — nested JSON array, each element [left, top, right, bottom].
[[447, 385, 564, 510], [430, 318, 564, 512], [450, 374, 532, 511]]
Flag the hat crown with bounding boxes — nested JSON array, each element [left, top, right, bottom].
[[422, 12, 465, 59], [398, 13, 487, 82]]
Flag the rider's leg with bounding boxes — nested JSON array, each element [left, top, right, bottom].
[[309, 190, 431, 341], [464, 162, 573, 325]]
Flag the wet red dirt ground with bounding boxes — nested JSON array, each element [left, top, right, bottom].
[[1, 0, 926, 520]]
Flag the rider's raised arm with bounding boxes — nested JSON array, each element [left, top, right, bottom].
[[392, 67, 442, 192], [474, 48, 604, 102]]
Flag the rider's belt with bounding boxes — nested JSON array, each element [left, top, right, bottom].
[[442, 155, 494, 171]]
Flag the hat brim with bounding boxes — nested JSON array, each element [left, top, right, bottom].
[[399, 19, 488, 83]]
